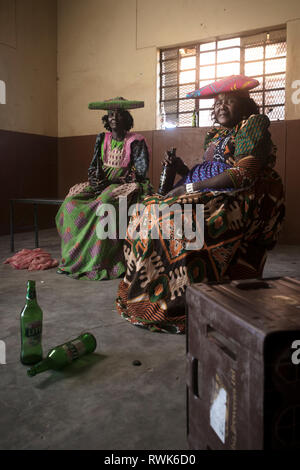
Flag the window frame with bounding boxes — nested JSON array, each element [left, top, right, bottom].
[[159, 28, 286, 128]]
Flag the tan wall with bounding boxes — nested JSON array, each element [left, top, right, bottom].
[[1, 1, 300, 137], [57, 0, 157, 137], [0, 0, 57, 136], [137, 0, 300, 48], [285, 19, 300, 120], [57, 0, 300, 137]]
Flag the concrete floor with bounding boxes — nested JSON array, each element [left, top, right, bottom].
[[0, 228, 300, 450]]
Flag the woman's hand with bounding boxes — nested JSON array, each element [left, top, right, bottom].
[[162, 151, 177, 167], [88, 168, 104, 188], [89, 175, 101, 187], [162, 152, 189, 177], [164, 185, 187, 199]]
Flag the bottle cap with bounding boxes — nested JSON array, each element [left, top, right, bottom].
[[80, 332, 97, 353]]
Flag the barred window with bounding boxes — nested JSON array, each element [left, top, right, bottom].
[[159, 28, 286, 128]]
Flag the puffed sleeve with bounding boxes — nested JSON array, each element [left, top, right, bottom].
[[129, 139, 150, 182], [225, 114, 273, 188]]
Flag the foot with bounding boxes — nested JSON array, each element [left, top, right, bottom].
[[56, 269, 68, 275]]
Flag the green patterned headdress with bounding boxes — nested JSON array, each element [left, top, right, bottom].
[[88, 96, 144, 110]]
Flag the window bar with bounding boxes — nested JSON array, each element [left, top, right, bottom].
[[177, 48, 180, 125], [214, 43, 217, 82], [162, 81, 196, 88], [262, 37, 266, 115], [244, 56, 286, 64], [240, 44, 245, 76], [200, 43, 241, 53], [195, 43, 200, 126], [210, 46, 217, 126], [159, 50, 163, 128]]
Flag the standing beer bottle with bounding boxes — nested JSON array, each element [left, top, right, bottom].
[[157, 147, 177, 196], [192, 109, 197, 127], [20, 280, 43, 365], [27, 332, 97, 377]]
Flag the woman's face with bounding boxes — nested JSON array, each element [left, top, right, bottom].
[[108, 109, 126, 131], [214, 93, 244, 128]]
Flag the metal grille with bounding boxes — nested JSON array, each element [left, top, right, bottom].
[[159, 28, 286, 128]]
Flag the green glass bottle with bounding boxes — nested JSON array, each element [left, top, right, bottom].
[[192, 109, 197, 127], [27, 332, 97, 377], [20, 280, 43, 365]]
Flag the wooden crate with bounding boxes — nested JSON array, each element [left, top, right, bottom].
[[186, 277, 300, 450]]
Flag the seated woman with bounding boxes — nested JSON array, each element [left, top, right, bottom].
[[116, 76, 285, 333], [56, 97, 153, 280]]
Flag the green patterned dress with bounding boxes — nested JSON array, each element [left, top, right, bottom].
[[56, 132, 152, 280]]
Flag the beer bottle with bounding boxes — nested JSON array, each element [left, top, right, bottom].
[[20, 280, 43, 365], [157, 147, 177, 196], [192, 109, 198, 127], [27, 332, 97, 377]]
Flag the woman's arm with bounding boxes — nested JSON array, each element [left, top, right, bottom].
[[165, 172, 233, 198], [193, 172, 233, 191], [88, 133, 106, 187], [225, 114, 272, 188], [129, 139, 149, 182], [165, 114, 272, 198]]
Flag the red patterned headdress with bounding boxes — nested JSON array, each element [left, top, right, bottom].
[[186, 75, 259, 99]]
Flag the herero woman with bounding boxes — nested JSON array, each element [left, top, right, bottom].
[[116, 76, 285, 333], [56, 97, 152, 280]]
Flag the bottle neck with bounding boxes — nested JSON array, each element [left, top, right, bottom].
[[27, 359, 50, 377], [26, 281, 37, 301], [25, 296, 39, 310], [26, 297, 38, 306]]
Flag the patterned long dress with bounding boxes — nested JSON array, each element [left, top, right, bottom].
[[116, 114, 285, 333], [56, 132, 153, 280]]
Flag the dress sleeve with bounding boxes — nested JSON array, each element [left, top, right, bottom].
[[203, 127, 219, 150], [129, 139, 150, 182], [88, 133, 105, 184], [225, 114, 272, 188]]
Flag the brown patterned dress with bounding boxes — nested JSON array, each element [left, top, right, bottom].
[[116, 114, 285, 333]]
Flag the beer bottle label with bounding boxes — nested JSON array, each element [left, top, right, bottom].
[[63, 339, 86, 363], [25, 321, 42, 346]]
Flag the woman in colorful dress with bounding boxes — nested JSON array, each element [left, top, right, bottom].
[[116, 76, 285, 333], [56, 97, 152, 280]]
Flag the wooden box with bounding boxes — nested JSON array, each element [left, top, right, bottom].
[[186, 277, 300, 450]]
